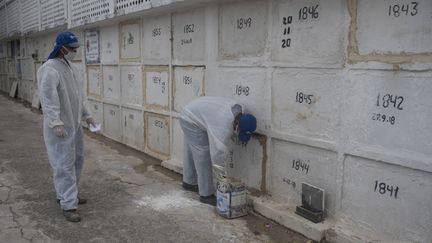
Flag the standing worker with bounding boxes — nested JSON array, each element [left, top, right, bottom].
[[37, 32, 96, 222], [180, 96, 257, 206]]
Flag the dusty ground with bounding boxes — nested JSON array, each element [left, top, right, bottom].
[[0, 93, 314, 243]]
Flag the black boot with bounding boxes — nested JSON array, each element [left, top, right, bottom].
[[182, 182, 199, 192], [62, 209, 81, 222], [57, 197, 87, 205], [199, 195, 216, 206]]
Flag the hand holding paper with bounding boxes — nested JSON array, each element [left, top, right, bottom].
[[89, 123, 101, 133]]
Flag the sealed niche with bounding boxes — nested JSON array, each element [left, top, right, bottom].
[[272, 69, 342, 143], [120, 21, 141, 61], [102, 65, 120, 103], [101, 25, 119, 64], [120, 65, 143, 107], [206, 68, 267, 131], [122, 107, 144, 151], [144, 66, 169, 110], [341, 155, 432, 242], [173, 66, 205, 112], [357, 0, 432, 54], [87, 66, 102, 98], [343, 70, 432, 157], [103, 103, 121, 141], [270, 139, 338, 218], [145, 112, 170, 159], [142, 15, 171, 64], [172, 8, 205, 63], [271, 0, 347, 67], [219, 0, 267, 59]]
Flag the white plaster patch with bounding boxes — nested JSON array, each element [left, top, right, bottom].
[[134, 191, 201, 211]]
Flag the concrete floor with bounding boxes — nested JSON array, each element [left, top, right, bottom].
[[0, 94, 314, 243]]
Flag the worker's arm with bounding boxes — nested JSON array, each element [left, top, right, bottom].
[[37, 66, 63, 128]]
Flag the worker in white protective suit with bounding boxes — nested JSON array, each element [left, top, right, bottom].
[[37, 31, 96, 222], [180, 96, 257, 206]]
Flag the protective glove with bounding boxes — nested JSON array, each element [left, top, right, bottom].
[[53, 125, 67, 138]]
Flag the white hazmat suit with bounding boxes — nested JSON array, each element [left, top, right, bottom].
[[37, 58, 91, 210], [180, 96, 242, 196]]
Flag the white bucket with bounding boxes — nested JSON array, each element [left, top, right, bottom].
[[216, 174, 248, 219]]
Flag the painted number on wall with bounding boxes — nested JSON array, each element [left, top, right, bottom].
[[181, 24, 194, 45], [296, 91, 315, 105], [376, 94, 404, 110], [281, 16, 292, 48], [292, 159, 310, 174], [298, 4, 319, 21], [371, 113, 396, 125], [388, 2, 418, 17], [374, 180, 399, 198], [152, 28, 162, 37], [236, 17, 252, 29], [183, 76, 192, 85], [154, 120, 164, 129], [235, 85, 250, 96], [371, 93, 405, 126], [152, 76, 166, 94], [184, 24, 194, 33]]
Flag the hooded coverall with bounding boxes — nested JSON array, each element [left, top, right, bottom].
[[180, 96, 242, 197], [37, 58, 91, 210]]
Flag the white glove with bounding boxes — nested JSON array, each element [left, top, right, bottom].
[[53, 125, 67, 138]]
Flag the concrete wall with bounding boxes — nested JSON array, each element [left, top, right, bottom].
[[0, 0, 431, 242]]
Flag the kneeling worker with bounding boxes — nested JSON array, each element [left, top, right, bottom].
[[180, 96, 257, 206]]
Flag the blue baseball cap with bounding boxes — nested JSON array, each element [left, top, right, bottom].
[[238, 114, 257, 143], [48, 31, 80, 59]]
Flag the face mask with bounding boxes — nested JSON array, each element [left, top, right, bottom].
[[62, 47, 77, 61]]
